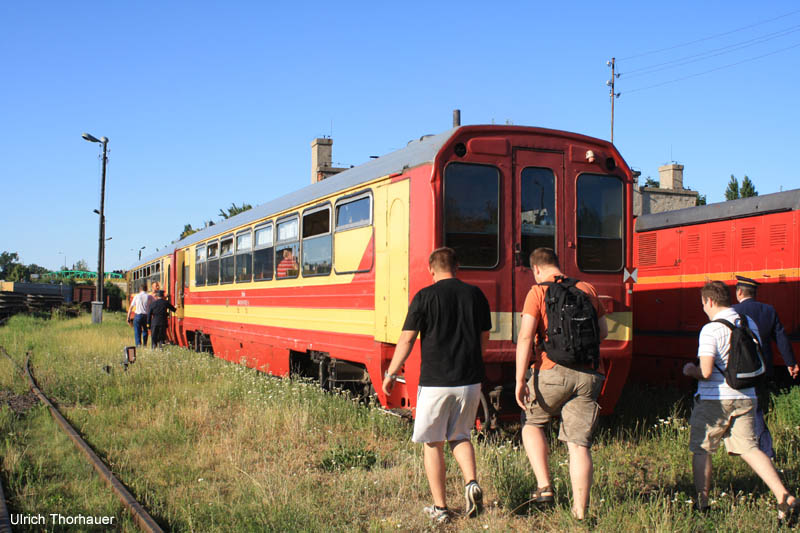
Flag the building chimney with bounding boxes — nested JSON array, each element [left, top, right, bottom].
[[311, 138, 333, 183], [658, 163, 684, 190], [453, 109, 461, 127], [310, 137, 349, 183]]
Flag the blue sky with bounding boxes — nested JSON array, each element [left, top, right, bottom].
[[2, 2, 799, 272]]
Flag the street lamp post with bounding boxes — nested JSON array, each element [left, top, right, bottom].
[[83, 132, 108, 324]]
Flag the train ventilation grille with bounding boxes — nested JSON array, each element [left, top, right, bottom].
[[740, 227, 756, 249], [638, 233, 657, 266], [770, 224, 787, 247], [687, 234, 701, 254], [711, 231, 727, 253]]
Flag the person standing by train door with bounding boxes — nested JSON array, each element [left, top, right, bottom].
[[382, 247, 491, 524], [127, 281, 154, 347], [148, 290, 176, 349], [733, 275, 799, 459]]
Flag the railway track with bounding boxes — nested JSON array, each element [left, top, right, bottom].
[[0, 346, 164, 533]]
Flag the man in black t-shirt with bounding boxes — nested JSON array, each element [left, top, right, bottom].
[[382, 247, 491, 524]]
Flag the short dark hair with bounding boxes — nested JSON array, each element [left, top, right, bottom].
[[429, 247, 457, 273], [530, 248, 560, 268], [157, 290, 165, 298], [139, 281, 148, 292], [738, 284, 757, 298], [701, 281, 731, 307]]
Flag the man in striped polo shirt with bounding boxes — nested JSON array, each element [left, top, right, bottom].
[[682, 281, 796, 519]]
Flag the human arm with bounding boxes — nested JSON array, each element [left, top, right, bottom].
[[683, 356, 714, 380], [598, 315, 608, 341], [773, 316, 798, 378], [683, 323, 716, 380], [381, 329, 418, 396], [515, 313, 539, 409]]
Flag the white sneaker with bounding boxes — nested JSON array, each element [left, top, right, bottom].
[[423, 505, 452, 524], [465, 481, 483, 518]]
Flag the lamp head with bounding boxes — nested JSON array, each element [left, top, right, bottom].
[[82, 132, 101, 143]]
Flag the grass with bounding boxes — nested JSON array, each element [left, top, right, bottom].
[[0, 312, 798, 531]]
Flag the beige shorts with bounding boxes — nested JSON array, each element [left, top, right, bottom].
[[689, 398, 758, 455], [522, 365, 604, 447]]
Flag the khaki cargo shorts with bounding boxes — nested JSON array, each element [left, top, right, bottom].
[[522, 365, 604, 447], [689, 398, 758, 455]]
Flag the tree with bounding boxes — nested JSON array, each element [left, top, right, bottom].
[[0, 251, 19, 279], [696, 194, 707, 206], [74, 259, 89, 272], [740, 175, 758, 198], [725, 175, 740, 200], [180, 224, 197, 240], [219, 202, 252, 220], [644, 176, 659, 188]]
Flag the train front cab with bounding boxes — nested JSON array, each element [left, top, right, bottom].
[[408, 127, 634, 420]]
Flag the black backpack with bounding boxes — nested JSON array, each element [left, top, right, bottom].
[[541, 276, 601, 368], [713, 314, 766, 390]]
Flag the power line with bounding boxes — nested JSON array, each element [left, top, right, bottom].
[[623, 24, 800, 78], [624, 40, 800, 94], [619, 8, 800, 61]]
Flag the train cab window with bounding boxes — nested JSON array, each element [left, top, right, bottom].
[[195, 245, 206, 286], [206, 241, 220, 285], [335, 196, 371, 230], [220, 236, 234, 284], [521, 167, 556, 267], [253, 224, 274, 281], [302, 206, 331, 277], [444, 162, 499, 268], [235, 230, 253, 283], [576, 174, 624, 271], [276, 217, 299, 279]]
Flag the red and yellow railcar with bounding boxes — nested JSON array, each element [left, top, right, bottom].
[[128, 125, 635, 421], [632, 189, 800, 383]]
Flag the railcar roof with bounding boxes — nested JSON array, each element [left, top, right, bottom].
[[131, 124, 623, 269], [131, 129, 456, 268], [635, 188, 800, 232]]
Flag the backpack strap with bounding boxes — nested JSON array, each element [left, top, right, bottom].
[[711, 318, 735, 376]]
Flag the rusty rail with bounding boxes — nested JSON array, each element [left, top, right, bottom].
[[0, 346, 163, 532]]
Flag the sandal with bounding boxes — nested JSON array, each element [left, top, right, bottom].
[[532, 485, 554, 504], [778, 496, 798, 525]]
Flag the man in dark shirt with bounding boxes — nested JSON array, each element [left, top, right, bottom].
[[733, 275, 798, 459], [147, 290, 176, 349], [382, 247, 491, 524]]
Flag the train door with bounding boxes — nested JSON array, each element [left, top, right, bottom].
[[174, 250, 185, 345], [511, 149, 564, 341]]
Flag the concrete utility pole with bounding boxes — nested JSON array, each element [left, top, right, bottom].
[[606, 58, 620, 144]]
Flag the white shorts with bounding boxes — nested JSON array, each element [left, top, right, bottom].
[[412, 383, 482, 443]]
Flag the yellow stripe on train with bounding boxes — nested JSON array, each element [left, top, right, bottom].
[[635, 268, 800, 286]]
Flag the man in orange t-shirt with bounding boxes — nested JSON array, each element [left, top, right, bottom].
[[514, 247, 607, 521]]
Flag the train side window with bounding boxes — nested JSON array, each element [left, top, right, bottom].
[[335, 195, 371, 230], [253, 224, 274, 281], [576, 174, 623, 272], [276, 216, 299, 279], [521, 167, 556, 267], [444, 162, 499, 268], [334, 192, 373, 274], [220, 235, 234, 284], [235, 230, 253, 283], [195, 245, 206, 286], [302, 206, 331, 277], [206, 241, 220, 285]]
